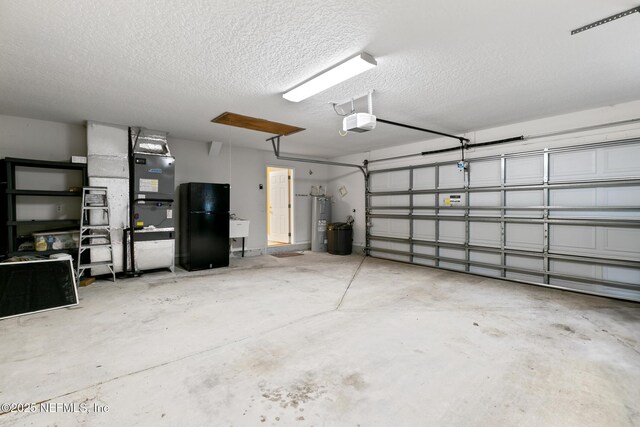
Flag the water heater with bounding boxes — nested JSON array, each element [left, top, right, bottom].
[[311, 196, 331, 252]]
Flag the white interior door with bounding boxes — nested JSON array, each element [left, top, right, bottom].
[[269, 169, 290, 243]]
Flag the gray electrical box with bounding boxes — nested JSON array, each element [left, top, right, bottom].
[[133, 154, 175, 230], [134, 155, 175, 199]]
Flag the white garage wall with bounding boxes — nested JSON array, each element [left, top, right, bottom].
[[86, 123, 329, 257], [328, 100, 640, 252], [1, 116, 328, 260], [228, 145, 329, 254], [0, 114, 86, 159], [0, 115, 87, 226], [327, 153, 370, 251]]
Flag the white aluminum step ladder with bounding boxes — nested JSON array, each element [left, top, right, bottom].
[[77, 187, 116, 282]]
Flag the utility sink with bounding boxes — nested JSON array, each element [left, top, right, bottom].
[[229, 220, 250, 238]]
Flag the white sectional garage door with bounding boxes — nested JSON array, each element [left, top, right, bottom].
[[366, 139, 640, 302]]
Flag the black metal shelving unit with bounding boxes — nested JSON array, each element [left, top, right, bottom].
[[1, 157, 88, 259]]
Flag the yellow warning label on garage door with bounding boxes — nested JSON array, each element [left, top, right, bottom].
[[444, 194, 462, 206]]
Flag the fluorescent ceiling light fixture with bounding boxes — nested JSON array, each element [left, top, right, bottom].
[[283, 53, 377, 102]]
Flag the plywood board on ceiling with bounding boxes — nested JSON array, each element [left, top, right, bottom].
[[211, 112, 304, 136]]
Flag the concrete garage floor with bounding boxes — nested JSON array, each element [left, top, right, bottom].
[[1, 253, 639, 426]]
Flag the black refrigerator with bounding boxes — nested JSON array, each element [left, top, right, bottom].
[[179, 183, 230, 271]]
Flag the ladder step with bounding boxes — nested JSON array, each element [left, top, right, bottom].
[[79, 243, 112, 249], [78, 186, 116, 282], [79, 261, 113, 268]]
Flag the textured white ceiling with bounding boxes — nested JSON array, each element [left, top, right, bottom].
[[1, 1, 639, 157]]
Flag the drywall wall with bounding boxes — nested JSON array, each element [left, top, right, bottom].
[[228, 145, 329, 255], [0, 115, 87, 239], [327, 153, 369, 251], [328, 99, 640, 250], [84, 122, 328, 259], [0, 114, 86, 160], [1, 115, 328, 261]]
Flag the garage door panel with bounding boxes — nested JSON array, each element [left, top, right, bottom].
[[550, 188, 595, 206], [371, 251, 410, 263], [602, 186, 640, 207], [440, 261, 465, 271], [507, 271, 544, 283], [470, 192, 501, 206], [550, 150, 596, 181], [414, 245, 436, 256], [549, 226, 640, 259], [440, 248, 466, 271], [469, 222, 501, 247], [438, 193, 466, 216], [550, 210, 636, 219], [550, 260, 597, 279], [470, 251, 501, 265], [413, 194, 436, 208], [440, 221, 465, 243], [550, 186, 640, 207], [548, 279, 637, 300], [370, 240, 410, 263], [506, 156, 543, 184], [470, 266, 502, 277], [441, 248, 465, 260], [549, 225, 597, 253], [603, 266, 640, 285], [506, 190, 543, 217], [469, 160, 501, 187], [413, 167, 436, 190], [389, 219, 410, 237], [603, 228, 640, 256], [506, 254, 543, 271], [370, 170, 409, 191], [549, 188, 598, 219], [368, 139, 640, 302], [468, 250, 502, 277], [469, 192, 501, 217], [371, 195, 410, 208], [600, 145, 640, 177], [414, 258, 437, 267], [413, 220, 435, 240], [438, 164, 464, 189], [506, 223, 543, 250], [371, 218, 410, 238], [550, 186, 640, 218]]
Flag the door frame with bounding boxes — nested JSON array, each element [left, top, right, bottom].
[[266, 166, 294, 245]]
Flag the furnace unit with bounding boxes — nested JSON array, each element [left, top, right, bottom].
[[129, 128, 176, 272]]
